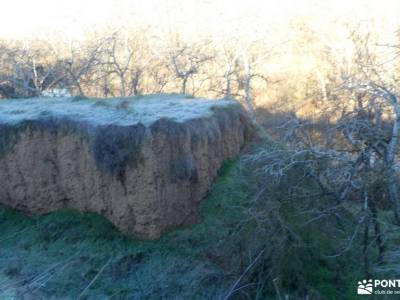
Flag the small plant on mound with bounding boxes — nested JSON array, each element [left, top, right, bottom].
[[71, 94, 89, 101]]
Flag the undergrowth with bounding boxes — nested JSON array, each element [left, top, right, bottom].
[[0, 140, 398, 299], [0, 160, 247, 299]]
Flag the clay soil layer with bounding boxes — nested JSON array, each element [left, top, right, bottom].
[[0, 95, 254, 238]]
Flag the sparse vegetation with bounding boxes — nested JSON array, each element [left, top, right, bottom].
[[1, 1, 400, 299], [0, 160, 245, 299], [1, 141, 398, 299]]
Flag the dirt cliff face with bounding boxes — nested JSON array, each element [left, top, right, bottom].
[[0, 96, 254, 238]]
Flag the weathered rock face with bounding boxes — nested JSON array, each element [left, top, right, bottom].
[[0, 95, 253, 238]]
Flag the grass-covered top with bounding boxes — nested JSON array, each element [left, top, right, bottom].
[[0, 94, 237, 126]]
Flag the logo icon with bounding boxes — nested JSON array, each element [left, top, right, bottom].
[[358, 279, 373, 295]]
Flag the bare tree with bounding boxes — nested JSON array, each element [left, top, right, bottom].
[[211, 38, 241, 99], [341, 29, 400, 225], [61, 38, 107, 97], [108, 33, 133, 97], [222, 48, 239, 99], [242, 28, 400, 280], [167, 36, 213, 95], [237, 40, 273, 123]]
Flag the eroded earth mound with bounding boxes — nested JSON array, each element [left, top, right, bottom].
[[0, 95, 253, 238]]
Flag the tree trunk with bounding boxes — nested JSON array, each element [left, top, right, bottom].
[[103, 76, 109, 98], [120, 75, 126, 97], [181, 77, 187, 95], [76, 82, 85, 97], [315, 69, 328, 102], [370, 195, 385, 263], [244, 72, 256, 122], [386, 100, 400, 225], [131, 71, 141, 96], [224, 63, 232, 99], [362, 189, 370, 276], [242, 53, 256, 123]]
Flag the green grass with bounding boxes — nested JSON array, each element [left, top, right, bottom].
[[1, 150, 398, 299], [0, 160, 248, 299]]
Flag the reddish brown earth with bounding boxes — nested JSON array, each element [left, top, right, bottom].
[[0, 95, 254, 238]]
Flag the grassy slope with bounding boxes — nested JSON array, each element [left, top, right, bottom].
[[1, 152, 398, 300], [0, 161, 247, 300]]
